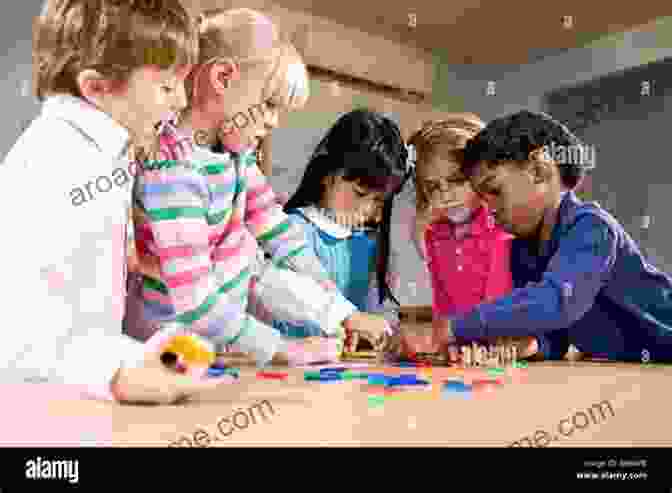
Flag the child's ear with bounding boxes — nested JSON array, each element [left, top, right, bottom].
[[528, 161, 552, 184], [76, 69, 112, 105], [528, 148, 553, 184]]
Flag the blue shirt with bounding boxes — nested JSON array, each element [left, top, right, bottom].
[[272, 206, 386, 338], [453, 191, 672, 362]]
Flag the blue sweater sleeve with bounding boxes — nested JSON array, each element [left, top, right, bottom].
[[453, 214, 618, 339]]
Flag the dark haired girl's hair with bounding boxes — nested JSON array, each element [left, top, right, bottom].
[[284, 108, 410, 306]]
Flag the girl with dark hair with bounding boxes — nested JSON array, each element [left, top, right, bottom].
[[276, 108, 412, 352]]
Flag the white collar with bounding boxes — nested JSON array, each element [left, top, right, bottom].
[[299, 205, 353, 239], [42, 94, 131, 159]]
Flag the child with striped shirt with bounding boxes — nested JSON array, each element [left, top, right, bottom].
[[125, 9, 390, 367]]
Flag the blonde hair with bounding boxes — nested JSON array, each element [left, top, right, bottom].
[[33, 0, 198, 101], [408, 113, 485, 211], [189, 8, 309, 112]]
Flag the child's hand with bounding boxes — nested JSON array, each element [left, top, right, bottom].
[[496, 336, 541, 361], [111, 335, 236, 405], [381, 332, 403, 359], [343, 312, 391, 351], [400, 333, 438, 359], [432, 318, 457, 347], [432, 318, 460, 362], [111, 362, 235, 405], [343, 330, 358, 354]]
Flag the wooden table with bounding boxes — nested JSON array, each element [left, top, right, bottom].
[[2, 315, 669, 448], [2, 355, 670, 447]]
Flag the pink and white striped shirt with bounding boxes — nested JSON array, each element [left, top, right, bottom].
[[129, 123, 340, 365]]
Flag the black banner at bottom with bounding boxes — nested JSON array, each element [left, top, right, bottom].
[[0, 447, 667, 490]]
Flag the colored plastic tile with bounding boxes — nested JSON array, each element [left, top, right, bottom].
[[341, 371, 369, 380], [386, 375, 430, 387], [367, 395, 386, 407], [257, 371, 288, 380]]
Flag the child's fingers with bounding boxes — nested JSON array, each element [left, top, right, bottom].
[[402, 333, 435, 354], [382, 333, 402, 356], [347, 332, 359, 353]]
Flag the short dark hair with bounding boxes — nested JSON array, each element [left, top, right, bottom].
[[462, 110, 587, 189]]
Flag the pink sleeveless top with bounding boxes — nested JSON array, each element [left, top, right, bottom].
[[423, 205, 513, 318]]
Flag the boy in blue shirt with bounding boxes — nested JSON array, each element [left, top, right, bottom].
[[433, 110, 672, 363]]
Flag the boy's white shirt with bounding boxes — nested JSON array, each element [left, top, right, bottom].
[[0, 94, 145, 400]]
